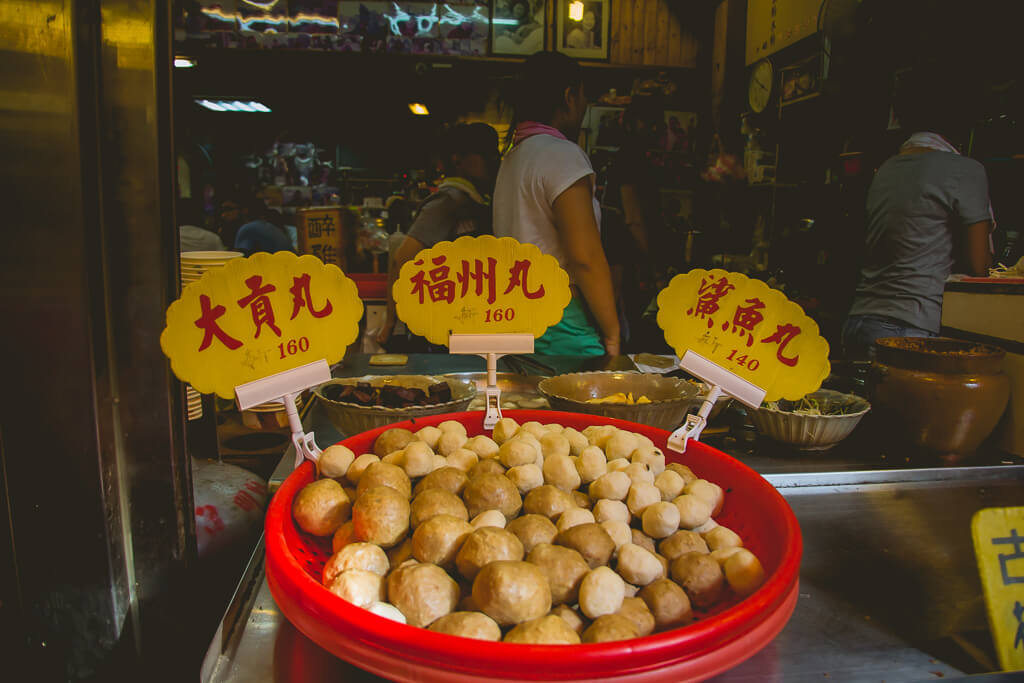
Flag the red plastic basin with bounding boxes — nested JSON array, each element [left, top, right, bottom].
[[350, 273, 388, 300], [265, 410, 802, 682]]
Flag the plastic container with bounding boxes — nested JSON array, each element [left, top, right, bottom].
[[349, 273, 388, 300], [266, 410, 802, 682], [749, 389, 870, 451]]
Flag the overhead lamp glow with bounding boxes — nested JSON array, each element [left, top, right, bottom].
[[174, 56, 196, 68], [568, 1, 584, 21], [197, 99, 227, 112], [408, 102, 430, 116], [196, 98, 272, 113]]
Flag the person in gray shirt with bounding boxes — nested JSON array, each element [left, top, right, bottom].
[[843, 76, 992, 359], [378, 123, 499, 347]]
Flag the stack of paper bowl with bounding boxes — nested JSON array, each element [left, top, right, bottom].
[[180, 251, 243, 420], [242, 393, 307, 431], [180, 250, 243, 287], [186, 387, 203, 421]]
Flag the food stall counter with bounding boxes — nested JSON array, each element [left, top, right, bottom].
[[204, 354, 1024, 682]]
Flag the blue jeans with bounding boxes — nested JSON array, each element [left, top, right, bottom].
[[842, 314, 937, 359]]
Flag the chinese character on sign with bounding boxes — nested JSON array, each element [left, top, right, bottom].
[[724, 297, 766, 347], [410, 255, 456, 304], [306, 215, 335, 238], [289, 273, 333, 320], [993, 529, 1024, 585], [311, 244, 339, 265], [504, 259, 545, 299], [195, 294, 243, 351], [687, 275, 736, 329], [761, 323, 802, 367], [1015, 601, 1024, 650], [237, 275, 282, 339], [457, 257, 498, 304]]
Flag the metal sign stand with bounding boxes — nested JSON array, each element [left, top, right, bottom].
[[234, 359, 333, 469], [667, 350, 767, 454], [449, 333, 535, 430]]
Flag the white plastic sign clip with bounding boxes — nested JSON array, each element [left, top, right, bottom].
[[235, 359, 332, 469], [449, 333, 535, 430], [667, 350, 766, 454]]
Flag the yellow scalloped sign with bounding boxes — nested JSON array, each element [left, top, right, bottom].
[[395, 235, 572, 347], [657, 269, 830, 402], [160, 252, 363, 399]]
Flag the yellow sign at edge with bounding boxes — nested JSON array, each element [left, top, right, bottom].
[[972, 506, 1024, 671], [394, 235, 572, 347], [656, 268, 830, 402], [160, 252, 363, 399]]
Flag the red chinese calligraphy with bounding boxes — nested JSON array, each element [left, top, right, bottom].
[[410, 255, 455, 304], [289, 273, 333, 320], [232, 490, 260, 513], [195, 505, 225, 535], [457, 257, 498, 304], [194, 294, 243, 351], [723, 297, 766, 347], [761, 323, 802, 367], [237, 275, 282, 339], [687, 275, 736, 329], [503, 259, 545, 299]]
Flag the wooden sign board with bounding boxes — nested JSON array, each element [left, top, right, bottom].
[[298, 207, 347, 270]]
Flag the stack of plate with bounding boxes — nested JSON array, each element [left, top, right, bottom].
[[180, 251, 242, 421]]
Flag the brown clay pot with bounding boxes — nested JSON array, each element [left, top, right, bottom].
[[868, 337, 1010, 461]]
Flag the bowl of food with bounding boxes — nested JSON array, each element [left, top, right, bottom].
[[314, 375, 476, 436], [749, 389, 870, 451], [443, 372, 551, 411], [538, 372, 701, 431], [266, 410, 802, 682]]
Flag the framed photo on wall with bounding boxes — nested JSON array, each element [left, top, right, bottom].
[[491, 0, 547, 56], [555, 0, 609, 60]]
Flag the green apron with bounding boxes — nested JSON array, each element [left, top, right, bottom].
[[535, 297, 605, 357]]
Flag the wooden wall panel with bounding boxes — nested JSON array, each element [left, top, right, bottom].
[[642, 0, 659, 65], [667, 3, 683, 67], [654, 0, 671, 66], [630, 0, 647, 65], [590, 0, 699, 68]]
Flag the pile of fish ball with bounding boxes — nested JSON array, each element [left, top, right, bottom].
[[290, 417, 765, 644]]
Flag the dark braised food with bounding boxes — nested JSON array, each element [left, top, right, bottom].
[[322, 382, 453, 408]]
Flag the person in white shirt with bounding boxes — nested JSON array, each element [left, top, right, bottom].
[[493, 51, 620, 356], [178, 199, 226, 252]]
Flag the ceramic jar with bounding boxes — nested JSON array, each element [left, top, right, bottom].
[[868, 337, 1010, 461]]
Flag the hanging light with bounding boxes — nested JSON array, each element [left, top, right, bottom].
[[568, 1, 584, 22], [408, 103, 430, 116], [196, 98, 272, 113], [174, 56, 196, 68]]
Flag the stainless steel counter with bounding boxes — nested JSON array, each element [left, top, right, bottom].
[[206, 355, 1024, 682]]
